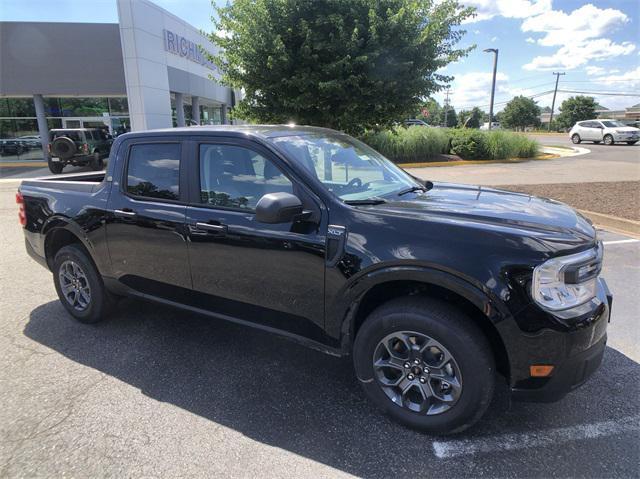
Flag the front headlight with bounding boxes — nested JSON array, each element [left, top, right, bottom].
[[532, 246, 602, 312]]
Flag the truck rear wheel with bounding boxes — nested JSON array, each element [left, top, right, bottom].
[[89, 152, 104, 171], [353, 297, 495, 435], [48, 159, 64, 174], [53, 244, 115, 323]]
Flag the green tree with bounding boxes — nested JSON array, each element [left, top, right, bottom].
[[500, 96, 541, 131], [208, 0, 474, 134], [439, 106, 457, 127], [555, 96, 597, 129], [458, 106, 483, 128]]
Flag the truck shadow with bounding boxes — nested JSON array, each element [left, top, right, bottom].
[[24, 299, 640, 476]]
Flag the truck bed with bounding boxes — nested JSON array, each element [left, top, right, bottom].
[[19, 171, 106, 194]]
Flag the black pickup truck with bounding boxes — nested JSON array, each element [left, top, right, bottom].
[[18, 125, 611, 434]]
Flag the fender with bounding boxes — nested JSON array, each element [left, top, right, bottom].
[[41, 215, 110, 275], [330, 264, 514, 353]]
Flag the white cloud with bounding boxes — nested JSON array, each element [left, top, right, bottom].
[[491, 36, 498, 42], [520, 4, 635, 71], [522, 4, 629, 46], [592, 66, 640, 88], [447, 71, 511, 109], [525, 37, 536, 44], [523, 38, 636, 70], [585, 66, 605, 76], [463, 0, 551, 23]]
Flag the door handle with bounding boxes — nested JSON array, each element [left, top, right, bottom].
[[194, 222, 228, 234], [114, 209, 137, 217]]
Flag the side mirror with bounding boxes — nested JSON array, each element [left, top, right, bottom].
[[255, 192, 303, 224]]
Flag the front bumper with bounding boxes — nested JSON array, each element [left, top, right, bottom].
[[613, 134, 639, 142], [510, 277, 612, 402]]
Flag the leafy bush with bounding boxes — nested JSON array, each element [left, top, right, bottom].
[[483, 131, 538, 160], [449, 129, 487, 159], [361, 127, 539, 163], [361, 126, 450, 163]]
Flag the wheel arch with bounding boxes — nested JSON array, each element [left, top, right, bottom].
[[339, 268, 512, 380], [43, 219, 98, 272]]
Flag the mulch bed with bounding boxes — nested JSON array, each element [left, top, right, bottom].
[[497, 181, 640, 221]]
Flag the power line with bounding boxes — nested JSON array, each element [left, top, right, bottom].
[[560, 79, 639, 83], [556, 89, 640, 96], [455, 88, 638, 111]]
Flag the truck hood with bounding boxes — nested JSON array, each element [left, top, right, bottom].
[[611, 127, 639, 133], [373, 182, 595, 243]]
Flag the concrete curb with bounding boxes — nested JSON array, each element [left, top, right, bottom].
[[0, 161, 47, 168], [398, 146, 589, 169], [578, 209, 640, 238], [398, 153, 558, 168]]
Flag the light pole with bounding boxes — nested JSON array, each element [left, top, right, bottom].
[[483, 48, 498, 130]]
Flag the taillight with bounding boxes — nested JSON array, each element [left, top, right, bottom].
[[47, 144, 51, 154], [16, 191, 26, 227], [83, 143, 89, 153]]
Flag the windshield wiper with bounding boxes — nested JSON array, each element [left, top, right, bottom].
[[397, 185, 427, 196], [344, 197, 388, 205]]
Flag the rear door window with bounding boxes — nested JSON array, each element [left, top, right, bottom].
[[126, 143, 181, 201]]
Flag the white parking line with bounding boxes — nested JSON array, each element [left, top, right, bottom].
[[432, 415, 640, 459], [602, 239, 639, 245]]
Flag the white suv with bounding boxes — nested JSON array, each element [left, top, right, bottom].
[[570, 119, 639, 145]]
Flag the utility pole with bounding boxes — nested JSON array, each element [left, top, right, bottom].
[[483, 48, 499, 130], [443, 89, 451, 127], [548, 71, 565, 130]]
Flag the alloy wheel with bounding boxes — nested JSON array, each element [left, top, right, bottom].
[[372, 331, 462, 415], [58, 260, 91, 311]]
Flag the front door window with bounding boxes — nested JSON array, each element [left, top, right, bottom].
[[199, 144, 293, 210]]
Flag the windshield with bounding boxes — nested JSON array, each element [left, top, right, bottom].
[[272, 133, 419, 201], [601, 121, 626, 128]]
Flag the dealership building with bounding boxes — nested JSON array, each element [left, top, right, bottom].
[[0, 0, 238, 161]]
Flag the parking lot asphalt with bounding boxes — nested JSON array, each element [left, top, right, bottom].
[[0, 181, 639, 477]]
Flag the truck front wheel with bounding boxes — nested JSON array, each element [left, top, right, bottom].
[[53, 244, 115, 323], [353, 297, 495, 435]]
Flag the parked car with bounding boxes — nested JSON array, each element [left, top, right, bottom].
[[17, 135, 41, 149], [47, 128, 112, 174], [0, 139, 26, 157], [479, 122, 501, 130], [570, 119, 639, 145], [17, 125, 611, 434], [403, 119, 431, 127]]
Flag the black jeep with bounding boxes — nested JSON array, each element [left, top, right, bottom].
[[48, 128, 112, 174]]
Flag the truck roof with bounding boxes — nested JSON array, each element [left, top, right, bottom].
[[122, 124, 341, 140]]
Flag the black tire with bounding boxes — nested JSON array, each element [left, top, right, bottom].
[[627, 141, 637, 145], [353, 296, 495, 435], [571, 134, 581, 144], [603, 134, 614, 145], [51, 136, 77, 159], [52, 244, 115, 324], [48, 159, 64, 174], [89, 152, 104, 171]]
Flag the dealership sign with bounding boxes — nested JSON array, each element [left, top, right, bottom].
[[163, 29, 218, 72]]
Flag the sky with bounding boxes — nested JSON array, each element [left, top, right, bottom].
[[1, 0, 638, 112]]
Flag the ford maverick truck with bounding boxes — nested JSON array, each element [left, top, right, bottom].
[[18, 125, 611, 434]]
